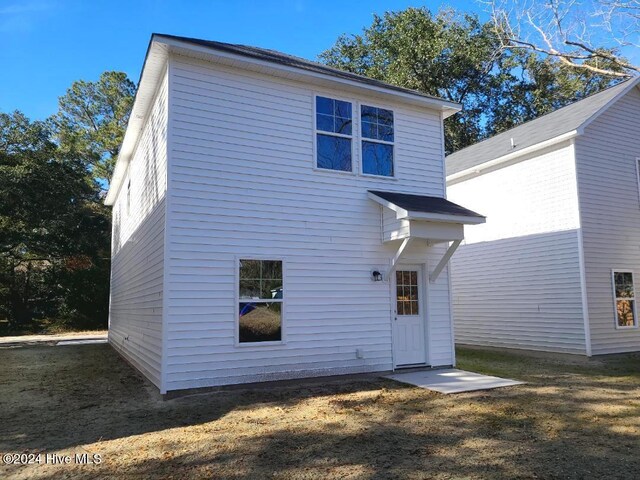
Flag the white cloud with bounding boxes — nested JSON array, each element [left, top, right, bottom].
[[0, 1, 53, 33]]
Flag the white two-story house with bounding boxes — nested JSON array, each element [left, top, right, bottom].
[[447, 77, 640, 356], [105, 34, 484, 394]]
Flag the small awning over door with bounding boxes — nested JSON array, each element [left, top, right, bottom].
[[368, 190, 485, 282]]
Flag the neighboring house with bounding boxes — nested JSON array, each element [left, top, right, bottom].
[[105, 34, 484, 394], [446, 77, 640, 356]]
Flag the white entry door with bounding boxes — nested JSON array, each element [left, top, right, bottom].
[[393, 267, 426, 367]]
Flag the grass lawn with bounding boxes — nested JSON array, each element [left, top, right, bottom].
[[0, 344, 638, 479]]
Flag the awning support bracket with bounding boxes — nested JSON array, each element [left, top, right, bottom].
[[429, 239, 462, 283], [387, 237, 413, 281]]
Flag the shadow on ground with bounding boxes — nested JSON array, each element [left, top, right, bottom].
[[0, 343, 638, 479]]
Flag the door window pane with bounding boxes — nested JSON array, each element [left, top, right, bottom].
[[396, 270, 419, 316]]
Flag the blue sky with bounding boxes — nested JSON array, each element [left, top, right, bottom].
[[2, 0, 472, 120]]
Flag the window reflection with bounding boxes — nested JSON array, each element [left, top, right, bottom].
[[316, 96, 352, 172], [239, 259, 283, 342]]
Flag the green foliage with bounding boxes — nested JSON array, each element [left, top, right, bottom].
[[320, 7, 620, 153], [0, 111, 111, 331], [486, 54, 626, 135], [54, 71, 135, 185], [1, 70, 134, 333]]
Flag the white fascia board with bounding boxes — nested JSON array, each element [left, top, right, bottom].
[[446, 130, 579, 186], [156, 35, 461, 117], [367, 192, 409, 218], [404, 212, 486, 225]]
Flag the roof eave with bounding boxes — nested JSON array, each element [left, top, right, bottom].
[[105, 39, 169, 205], [575, 76, 640, 134], [446, 76, 640, 186], [367, 192, 485, 225], [155, 34, 461, 114], [446, 129, 580, 185]]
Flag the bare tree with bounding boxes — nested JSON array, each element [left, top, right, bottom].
[[483, 0, 640, 77]]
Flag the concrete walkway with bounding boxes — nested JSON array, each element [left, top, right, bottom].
[[386, 368, 524, 394], [0, 331, 108, 347]]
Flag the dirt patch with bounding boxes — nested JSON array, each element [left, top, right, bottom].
[[0, 344, 639, 479], [0, 331, 107, 346]]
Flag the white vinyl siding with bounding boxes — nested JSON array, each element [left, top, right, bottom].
[[163, 53, 452, 390], [451, 230, 586, 353], [448, 142, 581, 244], [448, 142, 587, 354], [576, 85, 640, 354], [109, 69, 169, 388]]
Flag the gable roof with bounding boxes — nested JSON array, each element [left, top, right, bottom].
[[446, 77, 640, 178], [156, 34, 459, 109], [368, 190, 486, 224], [105, 34, 461, 205]]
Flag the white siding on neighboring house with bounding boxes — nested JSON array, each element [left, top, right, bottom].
[[576, 85, 640, 354], [163, 54, 453, 390], [447, 143, 588, 353], [109, 70, 168, 388]]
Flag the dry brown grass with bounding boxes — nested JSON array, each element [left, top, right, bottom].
[[0, 343, 638, 479]]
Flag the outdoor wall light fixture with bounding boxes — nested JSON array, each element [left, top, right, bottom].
[[371, 270, 383, 282]]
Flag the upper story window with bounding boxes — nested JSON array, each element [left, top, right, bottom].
[[612, 271, 638, 328], [361, 105, 394, 177], [315, 96, 352, 172]]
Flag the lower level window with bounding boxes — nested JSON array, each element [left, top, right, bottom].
[[238, 259, 283, 343], [612, 271, 637, 328]]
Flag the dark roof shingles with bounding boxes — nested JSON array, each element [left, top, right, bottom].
[[369, 190, 485, 219], [446, 78, 639, 176]]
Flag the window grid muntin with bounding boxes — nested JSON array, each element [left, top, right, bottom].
[[361, 105, 394, 142]]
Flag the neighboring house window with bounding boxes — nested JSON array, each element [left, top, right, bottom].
[[126, 179, 131, 216], [636, 158, 640, 205], [612, 271, 637, 328], [315, 96, 352, 172], [361, 105, 394, 177], [238, 259, 283, 343]]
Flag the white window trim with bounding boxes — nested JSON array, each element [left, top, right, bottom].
[[611, 269, 639, 330], [360, 103, 397, 179], [234, 256, 287, 347], [312, 93, 356, 175]]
